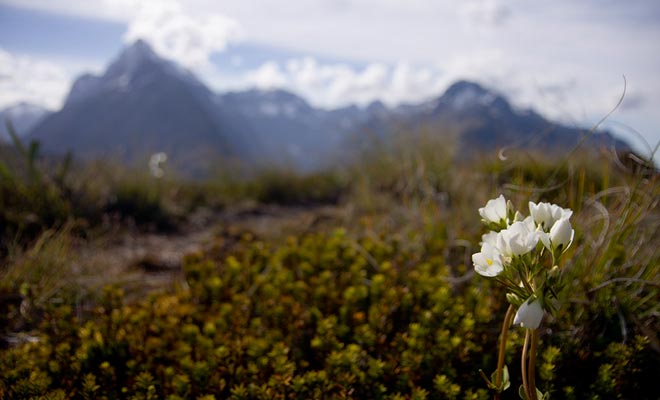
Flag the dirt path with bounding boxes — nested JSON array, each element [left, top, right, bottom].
[[76, 204, 345, 296]]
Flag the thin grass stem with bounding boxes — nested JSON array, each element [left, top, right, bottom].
[[528, 329, 539, 400]]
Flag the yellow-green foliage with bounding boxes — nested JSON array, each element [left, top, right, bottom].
[[1, 225, 657, 399], [1, 132, 659, 399]]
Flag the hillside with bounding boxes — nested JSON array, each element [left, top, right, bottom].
[[1, 141, 658, 398]]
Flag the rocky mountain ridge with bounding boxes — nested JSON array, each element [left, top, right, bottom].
[[18, 40, 629, 175]]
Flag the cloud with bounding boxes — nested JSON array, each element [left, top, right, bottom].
[[122, 0, 242, 69], [244, 57, 446, 108], [459, 0, 511, 27], [3, 0, 659, 158], [617, 91, 645, 111], [388, 63, 447, 104], [246, 62, 288, 89], [0, 48, 71, 109]]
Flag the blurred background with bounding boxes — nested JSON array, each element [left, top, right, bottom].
[[0, 0, 659, 169]]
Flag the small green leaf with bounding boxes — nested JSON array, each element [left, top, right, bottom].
[[502, 365, 511, 390], [490, 365, 511, 391], [517, 385, 546, 400], [506, 292, 522, 306]]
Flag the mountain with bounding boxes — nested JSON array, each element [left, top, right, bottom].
[[374, 81, 629, 155], [27, 40, 352, 173], [214, 89, 347, 170], [0, 102, 51, 141], [26, 41, 631, 175], [28, 40, 232, 175]]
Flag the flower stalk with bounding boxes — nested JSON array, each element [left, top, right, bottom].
[[472, 195, 575, 399], [521, 330, 531, 399], [528, 329, 540, 400], [494, 304, 515, 400]]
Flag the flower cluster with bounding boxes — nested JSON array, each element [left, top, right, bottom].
[[472, 195, 574, 329]]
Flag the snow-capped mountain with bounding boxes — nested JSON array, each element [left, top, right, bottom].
[[26, 41, 630, 175], [362, 80, 629, 155], [28, 40, 233, 175]]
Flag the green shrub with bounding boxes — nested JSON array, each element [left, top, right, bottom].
[[0, 137, 72, 255], [1, 124, 658, 398], [1, 225, 657, 398], [103, 176, 177, 231], [248, 169, 347, 205]]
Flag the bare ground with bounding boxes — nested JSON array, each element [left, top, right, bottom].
[[74, 204, 346, 297]]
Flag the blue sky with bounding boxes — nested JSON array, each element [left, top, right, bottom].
[[1, 0, 659, 158]]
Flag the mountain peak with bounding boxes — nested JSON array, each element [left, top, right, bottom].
[[62, 38, 207, 110], [105, 39, 161, 79], [440, 80, 499, 110], [122, 39, 158, 62], [366, 100, 388, 117], [129, 38, 153, 52], [444, 80, 489, 96]]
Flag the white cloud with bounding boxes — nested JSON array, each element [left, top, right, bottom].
[[0, 49, 72, 110], [122, 0, 242, 69], [459, 0, 511, 28], [244, 58, 446, 108], [3, 0, 659, 155], [247, 62, 288, 89], [388, 63, 446, 104]]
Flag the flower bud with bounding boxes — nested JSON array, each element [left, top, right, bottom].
[[549, 217, 574, 251], [513, 298, 544, 329], [506, 292, 521, 306]]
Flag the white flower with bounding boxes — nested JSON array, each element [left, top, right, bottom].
[[540, 217, 574, 252], [479, 195, 509, 225], [529, 201, 572, 231], [472, 242, 504, 277], [522, 215, 537, 232], [149, 152, 168, 178], [481, 231, 498, 247], [514, 298, 544, 329], [496, 221, 539, 257]]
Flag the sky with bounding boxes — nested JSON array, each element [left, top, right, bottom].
[[1, 0, 659, 158]]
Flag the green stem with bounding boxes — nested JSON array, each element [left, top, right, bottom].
[[528, 329, 540, 400], [521, 329, 531, 400], [494, 305, 516, 400], [520, 271, 534, 294]]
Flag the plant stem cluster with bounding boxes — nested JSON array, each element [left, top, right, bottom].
[[472, 195, 575, 399]]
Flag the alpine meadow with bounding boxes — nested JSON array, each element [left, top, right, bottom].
[[1, 2, 659, 399]]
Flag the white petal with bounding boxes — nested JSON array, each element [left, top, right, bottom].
[[474, 258, 503, 277], [479, 195, 508, 224], [481, 231, 498, 247], [550, 218, 573, 249], [539, 231, 551, 251], [514, 298, 544, 329], [472, 243, 504, 277]]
